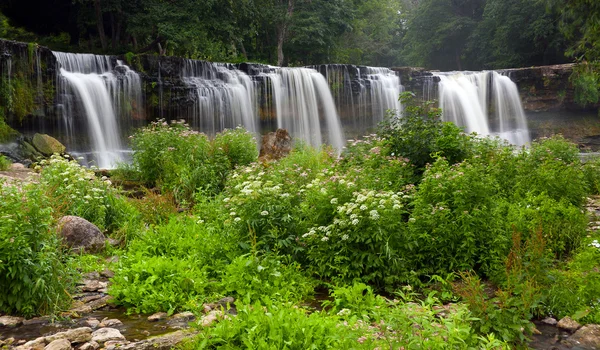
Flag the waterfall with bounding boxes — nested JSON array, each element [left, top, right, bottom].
[[436, 71, 530, 146], [181, 60, 258, 135], [317, 65, 402, 136], [53, 52, 143, 168], [264, 67, 345, 150]]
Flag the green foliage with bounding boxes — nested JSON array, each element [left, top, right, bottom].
[[570, 62, 600, 108], [130, 120, 256, 203], [0, 183, 75, 317], [545, 234, 600, 324], [379, 93, 472, 174], [110, 255, 207, 314], [221, 254, 315, 304], [303, 187, 414, 287], [184, 301, 375, 350], [36, 155, 138, 234], [0, 113, 18, 143], [0, 154, 11, 170], [212, 127, 258, 169], [408, 157, 507, 278]]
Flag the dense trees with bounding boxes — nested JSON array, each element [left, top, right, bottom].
[[0, 0, 596, 69]]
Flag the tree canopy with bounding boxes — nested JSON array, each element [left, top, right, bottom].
[[0, 0, 594, 69]]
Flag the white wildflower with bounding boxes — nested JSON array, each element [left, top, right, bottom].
[[260, 210, 269, 216], [330, 198, 338, 205]]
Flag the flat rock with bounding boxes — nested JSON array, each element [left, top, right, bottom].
[[100, 269, 114, 279], [85, 318, 100, 328], [200, 310, 223, 327], [566, 324, 600, 349], [71, 295, 112, 314], [80, 280, 108, 292], [147, 312, 168, 322], [43, 339, 72, 350], [18, 337, 45, 350], [117, 331, 197, 350], [91, 328, 125, 344], [45, 327, 92, 344], [541, 317, 558, 325], [99, 318, 122, 327], [58, 216, 106, 253], [10, 163, 26, 170], [78, 341, 99, 350], [0, 315, 24, 327], [557, 316, 582, 333], [103, 340, 130, 350]]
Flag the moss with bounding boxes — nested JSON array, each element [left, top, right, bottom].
[[43, 81, 55, 105], [10, 75, 35, 122], [0, 110, 18, 143]]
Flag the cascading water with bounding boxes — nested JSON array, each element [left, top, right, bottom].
[[436, 71, 530, 146], [316, 65, 402, 136], [181, 60, 258, 135], [54, 52, 143, 168], [269, 67, 345, 150]]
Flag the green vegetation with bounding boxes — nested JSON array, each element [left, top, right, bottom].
[[2, 97, 600, 347], [0, 154, 11, 170]]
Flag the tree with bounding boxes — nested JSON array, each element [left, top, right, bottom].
[[403, 0, 485, 70]]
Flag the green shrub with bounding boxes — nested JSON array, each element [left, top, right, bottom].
[[221, 254, 315, 303], [109, 255, 208, 314], [571, 62, 600, 108], [408, 158, 507, 278], [505, 193, 587, 259], [514, 136, 587, 206], [213, 127, 258, 169], [0, 183, 75, 317], [183, 301, 377, 350], [0, 154, 11, 170], [303, 187, 414, 288], [379, 93, 473, 174], [545, 234, 600, 324], [37, 155, 137, 233], [337, 134, 416, 190], [130, 120, 243, 203]]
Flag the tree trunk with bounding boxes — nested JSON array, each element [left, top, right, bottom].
[[94, 0, 108, 50], [277, 25, 285, 66]]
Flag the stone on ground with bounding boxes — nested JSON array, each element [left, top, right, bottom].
[[32, 133, 66, 156], [57, 216, 106, 253], [44, 339, 72, 350]]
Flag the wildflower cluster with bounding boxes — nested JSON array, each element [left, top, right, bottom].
[[37, 154, 118, 230]]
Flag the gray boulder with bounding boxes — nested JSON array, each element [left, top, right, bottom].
[[566, 324, 600, 349], [57, 216, 106, 253]]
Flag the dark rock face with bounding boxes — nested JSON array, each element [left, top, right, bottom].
[[259, 129, 292, 160], [57, 216, 106, 253]]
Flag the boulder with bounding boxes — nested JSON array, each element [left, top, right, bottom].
[[32, 133, 66, 156], [259, 129, 292, 160], [91, 328, 125, 344], [566, 324, 600, 349], [45, 327, 92, 344], [0, 315, 24, 327], [116, 331, 196, 350], [78, 341, 99, 350], [18, 140, 43, 162], [43, 339, 71, 350], [147, 312, 168, 322], [557, 316, 582, 333], [57, 216, 106, 253]]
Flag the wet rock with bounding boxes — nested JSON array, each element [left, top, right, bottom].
[[78, 341, 99, 350], [117, 331, 197, 350], [58, 216, 106, 253], [566, 324, 600, 349], [103, 340, 130, 350], [44, 339, 72, 350], [99, 318, 122, 327], [259, 129, 292, 161], [79, 294, 104, 303], [32, 133, 66, 156], [70, 296, 111, 314], [22, 316, 51, 326], [45, 327, 92, 344], [541, 317, 558, 325], [200, 310, 223, 327], [80, 280, 108, 293], [16, 337, 45, 350], [100, 269, 114, 279], [557, 316, 582, 333], [19, 140, 44, 161], [147, 312, 168, 322], [0, 315, 24, 327], [91, 328, 125, 344], [85, 318, 100, 328]]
